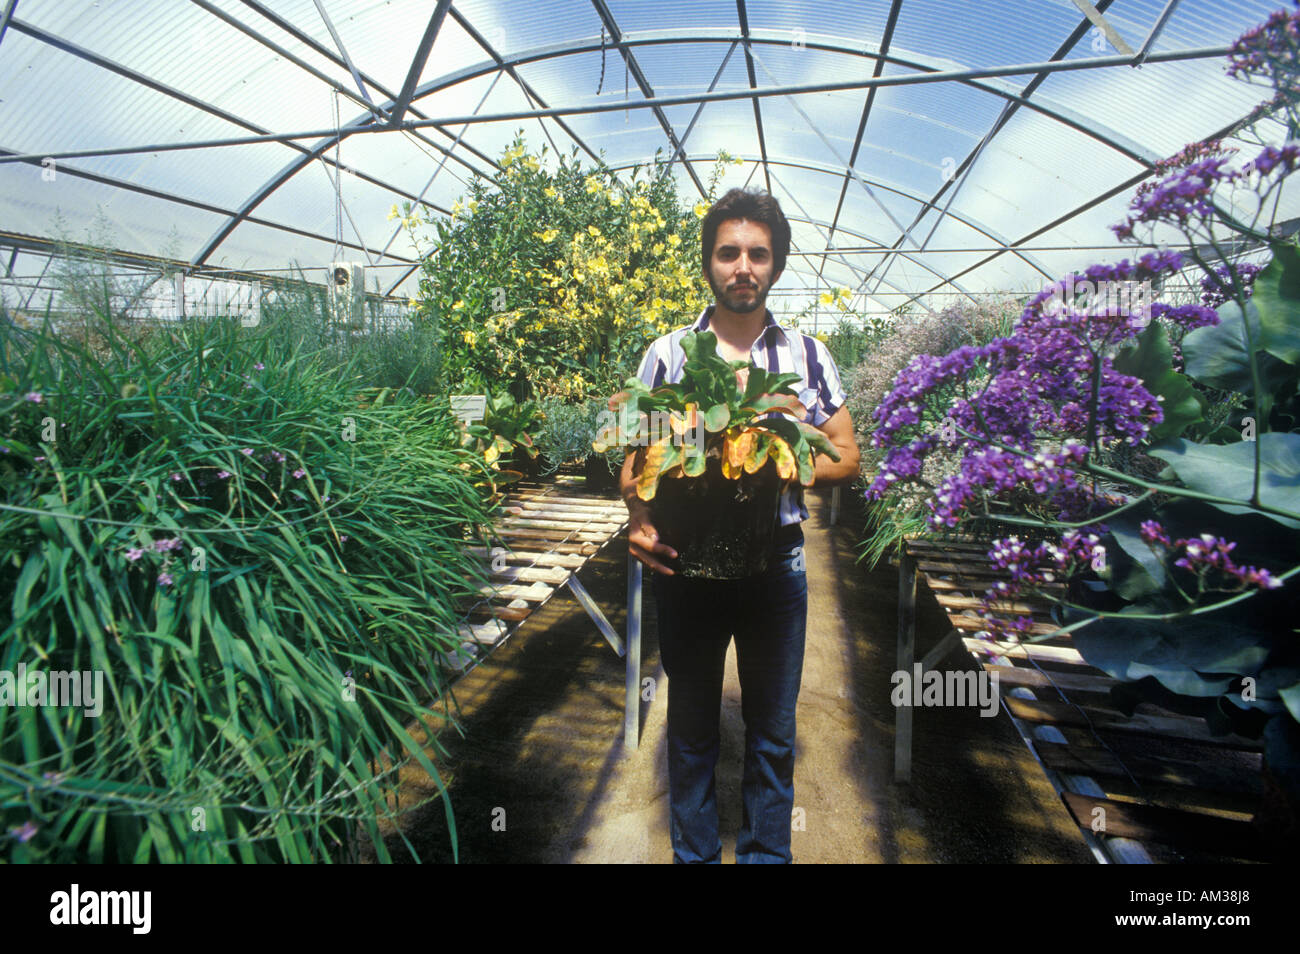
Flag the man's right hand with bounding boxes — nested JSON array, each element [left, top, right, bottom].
[[620, 444, 677, 575], [627, 506, 678, 575]]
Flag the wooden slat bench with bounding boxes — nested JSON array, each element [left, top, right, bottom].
[[895, 534, 1272, 864], [442, 474, 641, 746]]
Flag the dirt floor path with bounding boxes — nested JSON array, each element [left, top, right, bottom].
[[380, 488, 1093, 863]]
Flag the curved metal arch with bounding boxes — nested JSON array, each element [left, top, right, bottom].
[[205, 25, 1189, 271], [606, 153, 1058, 283], [396, 29, 1168, 166]]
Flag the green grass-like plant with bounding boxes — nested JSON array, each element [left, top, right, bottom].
[[0, 290, 494, 863]]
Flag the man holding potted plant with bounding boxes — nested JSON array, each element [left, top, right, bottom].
[[616, 188, 860, 863]]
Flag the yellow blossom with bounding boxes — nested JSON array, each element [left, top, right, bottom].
[[667, 234, 680, 248], [694, 201, 708, 218], [610, 194, 622, 206], [819, 291, 833, 305], [388, 204, 400, 222], [453, 300, 465, 310], [462, 330, 477, 345], [407, 297, 419, 308], [544, 186, 557, 198], [588, 225, 601, 237], [652, 242, 665, 256]]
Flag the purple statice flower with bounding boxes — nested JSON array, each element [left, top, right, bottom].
[[157, 572, 174, 587], [34, 455, 46, 463], [254, 362, 265, 371], [339, 535, 349, 543], [240, 448, 254, 456], [293, 468, 306, 479], [1113, 152, 1240, 240], [1140, 520, 1171, 547], [125, 547, 144, 562], [216, 470, 231, 479], [1149, 302, 1221, 331], [170, 472, 184, 482], [9, 820, 37, 843], [267, 450, 285, 463], [1227, 5, 1300, 81], [24, 392, 41, 403], [1200, 262, 1262, 308], [1142, 527, 1283, 591], [152, 537, 183, 553], [1245, 142, 1300, 181], [921, 443, 1088, 529]]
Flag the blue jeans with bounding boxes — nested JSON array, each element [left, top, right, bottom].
[[651, 523, 808, 864]]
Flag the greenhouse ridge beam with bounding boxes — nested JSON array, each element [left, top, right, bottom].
[[191, 0, 506, 267], [862, 0, 1111, 300], [665, 41, 740, 172], [231, 0, 500, 173], [589, 0, 706, 200], [388, 0, 454, 127], [448, 6, 603, 167], [735, 1, 772, 195], [816, 0, 902, 292], [3, 41, 1216, 167]]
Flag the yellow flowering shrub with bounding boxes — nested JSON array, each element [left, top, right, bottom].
[[404, 134, 730, 401]]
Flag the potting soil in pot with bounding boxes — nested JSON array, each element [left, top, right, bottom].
[[650, 456, 783, 579]]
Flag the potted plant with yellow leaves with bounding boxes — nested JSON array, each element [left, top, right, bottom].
[[594, 330, 840, 578]]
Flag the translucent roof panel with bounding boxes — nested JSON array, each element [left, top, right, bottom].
[[1, 0, 1294, 310]]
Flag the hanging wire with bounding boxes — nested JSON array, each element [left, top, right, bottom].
[[595, 25, 607, 95]]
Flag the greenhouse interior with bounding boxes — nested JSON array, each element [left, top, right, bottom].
[[1, 0, 1299, 870]]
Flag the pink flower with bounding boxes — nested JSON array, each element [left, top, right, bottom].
[[125, 547, 144, 562], [157, 572, 173, 586]]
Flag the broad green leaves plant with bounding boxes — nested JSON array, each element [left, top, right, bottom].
[[593, 330, 839, 499]]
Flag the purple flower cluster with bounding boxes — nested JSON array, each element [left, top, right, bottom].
[[1227, 3, 1300, 81], [976, 530, 1107, 641], [1147, 302, 1221, 331], [924, 443, 1087, 528], [865, 250, 1180, 528], [1199, 261, 1263, 308], [1112, 150, 1239, 239], [1140, 520, 1283, 591]]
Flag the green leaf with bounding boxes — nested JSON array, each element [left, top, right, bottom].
[[1148, 432, 1300, 528], [1182, 299, 1294, 422], [702, 402, 730, 432], [1252, 242, 1300, 365], [1105, 513, 1168, 600], [1111, 322, 1204, 442]]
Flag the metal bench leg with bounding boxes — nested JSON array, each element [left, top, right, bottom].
[[895, 551, 917, 783], [624, 554, 643, 752]]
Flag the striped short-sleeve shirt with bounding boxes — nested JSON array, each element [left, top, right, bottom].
[[632, 304, 847, 526]]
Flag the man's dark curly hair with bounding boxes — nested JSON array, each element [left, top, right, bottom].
[[700, 188, 791, 280]]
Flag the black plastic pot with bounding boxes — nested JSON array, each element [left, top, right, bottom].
[[650, 456, 783, 579]]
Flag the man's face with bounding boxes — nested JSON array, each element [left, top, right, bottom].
[[705, 218, 778, 314]]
